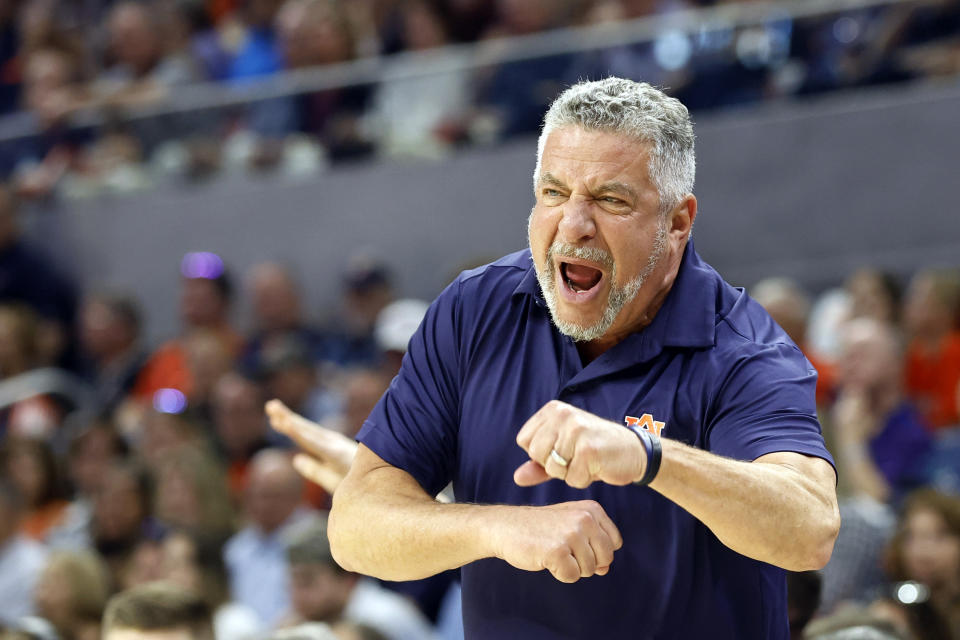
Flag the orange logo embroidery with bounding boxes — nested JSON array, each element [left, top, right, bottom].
[[625, 414, 665, 437]]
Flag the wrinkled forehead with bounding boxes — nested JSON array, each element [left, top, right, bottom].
[[538, 124, 652, 170], [536, 126, 656, 192]]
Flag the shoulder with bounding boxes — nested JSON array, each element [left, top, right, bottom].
[[429, 249, 534, 328], [713, 283, 810, 373], [451, 249, 532, 300], [223, 527, 256, 558]]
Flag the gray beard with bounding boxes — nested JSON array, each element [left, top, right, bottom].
[[530, 221, 668, 342]]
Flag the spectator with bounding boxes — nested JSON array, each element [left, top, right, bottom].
[[282, 517, 436, 640], [472, 0, 572, 138], [324, 368, 390, 439], [258, 335, 337, 424], [240, 0, 371, 163], [102, 581, 215, 640], [134, 253, 241, 404], [903, 269, 960, 429], [95, 1, 200, 108], [153, 446, 237, 542], [436, 0, 495, 44], [0, 480, 47, 627], [47, 421, 129, 550], [33, 549, 111, 640], [374, 298, 428, 377], [228, 0, 285, 81], [883, 489, 960, 638], [241, 262, 325, 377], [319, 256, 395, 369], [138, 409, 208, 472], [0, 305, 64, 439], [846, 268, 902, 327], [90, 462, 158, 585], [804, 608, 908, 639], [211, 372, 273, 500], [224, 449, 317, 628], [159, 529, 262, 639], [183, 328, 237, 424], [9, 44, 90, 199], [166, 0, 233, 82], [364, 0, 471, 159], [0, 437, 69, 542], [831, 318, 932, 503], [0, 185, 77, 368], [752, 277, 836, 406], [78, 292, 148, 418]]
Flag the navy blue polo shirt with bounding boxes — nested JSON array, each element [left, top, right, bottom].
[[358, 241, 834, 640]]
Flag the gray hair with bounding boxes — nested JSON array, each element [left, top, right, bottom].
[[534, 78, 696, 214]]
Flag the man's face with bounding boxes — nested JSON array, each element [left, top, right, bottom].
[[528, 126, 687, 344], [289, 563, 353, 622]]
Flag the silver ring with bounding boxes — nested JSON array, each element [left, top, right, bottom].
[[549, 449, 569, 468]]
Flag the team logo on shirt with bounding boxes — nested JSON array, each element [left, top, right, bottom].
[[624, 414, 665, 437]]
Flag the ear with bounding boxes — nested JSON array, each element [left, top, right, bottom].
[[668, 194, 697, 240]]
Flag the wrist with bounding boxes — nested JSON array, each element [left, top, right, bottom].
[[627, 426, 662, 486], [478, 504, 521, 562]]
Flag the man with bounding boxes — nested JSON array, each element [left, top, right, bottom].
[[224, 448, 319, 628], [832, 318, 931, 503], [102, 581, 214, 640], [817, 318, 930, 614], [279, 78, 840, 638], [212, 373, 274, 499], [0, 480, 47, 626], [283, 516, 436, 640], [78, 291, 147, 416]]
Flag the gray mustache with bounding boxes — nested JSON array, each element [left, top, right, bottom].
[[547, 243, 614, 271]]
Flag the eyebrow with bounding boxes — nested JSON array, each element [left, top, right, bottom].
[[594, 181, 638, 202], [538, 172, 566, 190]]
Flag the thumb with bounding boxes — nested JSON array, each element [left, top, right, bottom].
[[514, 460, 551, 486]]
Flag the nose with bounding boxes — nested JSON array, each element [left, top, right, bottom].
[[557, 197, 596, 244]]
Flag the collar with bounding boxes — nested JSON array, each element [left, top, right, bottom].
[[513, 240, 718, 357]]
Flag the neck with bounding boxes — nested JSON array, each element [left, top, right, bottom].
[[577, 281, 673, 363]]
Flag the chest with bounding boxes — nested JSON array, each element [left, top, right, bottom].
[[453, 316, 711, 503]]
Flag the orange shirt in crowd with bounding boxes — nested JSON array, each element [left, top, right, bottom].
[[132, 340, 193, 401], [132, 327, 244, 403], [20, 499, 69, 541], [905, 331, 960, 430], [805, 348, 837, 407]]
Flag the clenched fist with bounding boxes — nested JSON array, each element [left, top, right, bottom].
[[492, 500, 623, 583], [514, 400, 647, 489]]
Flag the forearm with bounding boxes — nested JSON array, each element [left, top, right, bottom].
[[328, 469, 502, 581], [648, 440, 840, 571]]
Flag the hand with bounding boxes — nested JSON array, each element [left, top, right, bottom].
[[832, 391, 876, 446], [265, 399, 358, 494], [514, 400, 645, 489], [492, 500, 623, 583]]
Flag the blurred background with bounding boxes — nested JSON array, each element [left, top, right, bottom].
[[0, 0, 958, 638]]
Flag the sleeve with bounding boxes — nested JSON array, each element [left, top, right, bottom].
[[705, 342, 836, 470], [356, 280, 461, 497]]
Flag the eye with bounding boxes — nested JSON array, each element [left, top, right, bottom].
[[543, 188, 562, 197]]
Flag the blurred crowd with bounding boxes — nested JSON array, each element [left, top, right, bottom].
[[752, 267, 960, 639], [0, 151, 957, 639], [0, 0, 957, 200], [0, 179, 454, 640]]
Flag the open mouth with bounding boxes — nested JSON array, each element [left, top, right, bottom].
[[560, 261, 604, 294]]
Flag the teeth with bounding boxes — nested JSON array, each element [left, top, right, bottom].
[[566, 277, 582, 293]]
